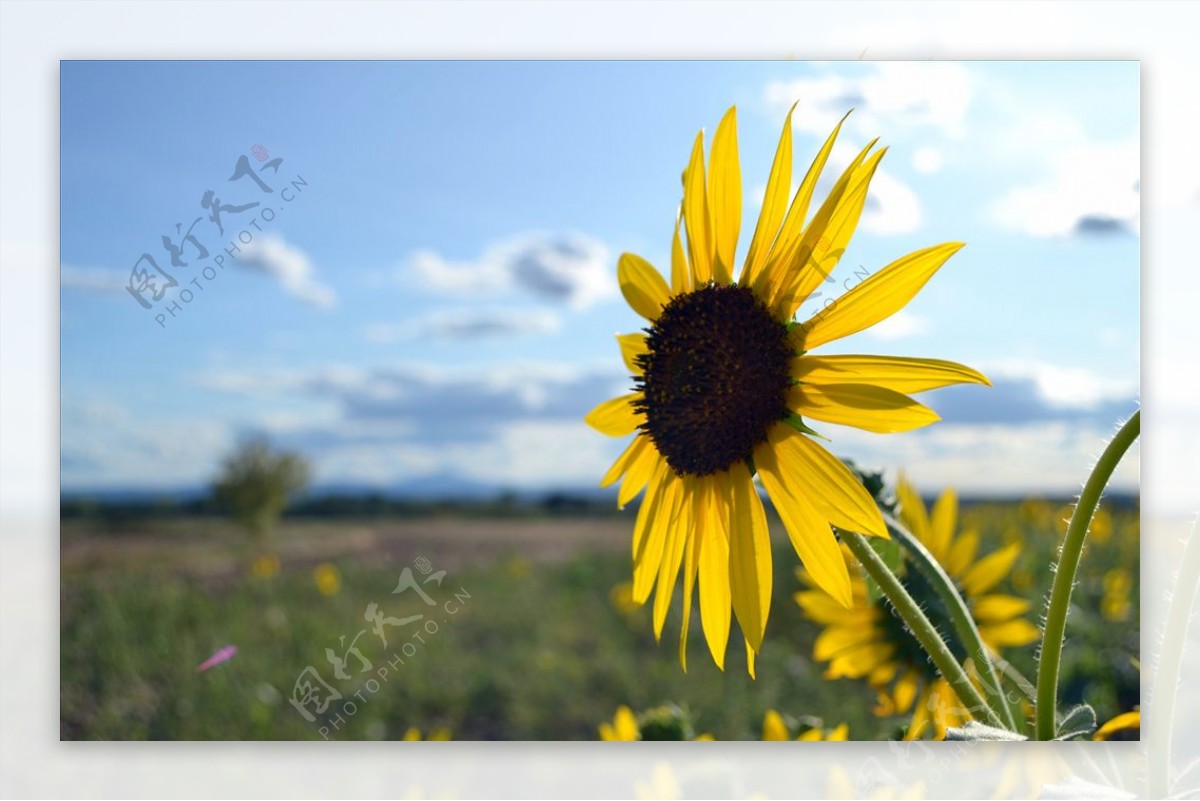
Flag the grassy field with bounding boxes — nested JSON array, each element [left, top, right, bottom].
[[60, 499, 1140, 740]]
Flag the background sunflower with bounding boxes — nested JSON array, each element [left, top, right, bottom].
[[796, 476, 1038, 739]]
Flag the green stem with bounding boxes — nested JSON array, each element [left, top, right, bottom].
[[841, 529, 1006, 730], [1035, 410, 1140, 741], [883, 513, 1017, 731]]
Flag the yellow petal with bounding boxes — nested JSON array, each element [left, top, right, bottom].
[[696, 478, 732, 670], [928, 488, 958, 562], [978, 618, 1040, 648], [599, 434, 645, 489], [618, 252, 672, 322], [653, 476, 692, 641], [894, 671, 920, 713], [741, 103, 795, 289], [972, 594, 1031, 622], [762, 709, 789, 741], [869, 661, 898, 687], [814, 623, 881, 661], [904, 687, 934, 741], [961, 542, 1021, 596], [896, 475, 932, 547], [828, 723, 850, 741], [616, 332, 648, 375], [726, 462, 772, 652], [708, 106, 741, 285], [617, 436, 659, 509], [584, 393, 644, 437], [825, 641, 894, 678], [632, 460, 671, 602], [930, 678, 967, 737], [1094, 710, 1140, 741], [791, 354, 991, 394], [679, 490, 702, 670], [795, 590, 875, 626], [795, 242, 965, 351], [771, 139, 881, 316], [617, 706, 640, 740], [745, 635, 757, 679], [757, 449, 853, 608], [944, 529, 979, 578], [682, 131, 713, 285], [670, 214, 690, 294], [797, 727, 823, 741], [760, 424, 887, 539], [789, 383, 940, 434]]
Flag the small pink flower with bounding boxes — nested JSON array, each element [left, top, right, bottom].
[[197, 645, 237, 672]]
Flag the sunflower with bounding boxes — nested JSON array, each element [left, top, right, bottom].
[[796, 476, 1039, 739], [761, 709, 849, 741], [586, 105, 989, 673], [598, 704, 713, 741]]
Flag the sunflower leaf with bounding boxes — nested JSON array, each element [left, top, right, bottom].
[[945, 721, 1027, 741], [1055, 703, 1097, 741]]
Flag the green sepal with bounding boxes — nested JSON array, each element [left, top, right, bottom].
[[784, 414, 828, 441]]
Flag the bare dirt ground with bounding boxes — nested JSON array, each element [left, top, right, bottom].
[[60, 516, 634, 582]]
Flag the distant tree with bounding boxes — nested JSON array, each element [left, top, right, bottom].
[[213, 437, 310, 540]]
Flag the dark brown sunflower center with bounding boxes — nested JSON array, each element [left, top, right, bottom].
[[633, 283, 793, 477]]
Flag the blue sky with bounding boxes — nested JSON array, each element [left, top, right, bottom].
[[60, 60, 1139, 495]]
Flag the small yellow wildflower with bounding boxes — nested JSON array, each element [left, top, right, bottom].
[[250, 552, 280, 579], [313, 562, 342, 596]]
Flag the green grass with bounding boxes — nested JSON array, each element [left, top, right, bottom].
[[60, 500, 1139, 740]]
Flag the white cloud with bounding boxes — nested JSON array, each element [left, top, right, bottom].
[[363, 308, 561, 343], [404, 231, 616, 309], [912, 147, 944, 174], [59, 265, 128, 293], [188, 360, 630, 491], [451, 420, 617, 488], [84, 353, 1143, 496], [859, 164, 922, 234], [765, 62, 973, 140], [860, 310, 930, 340], [828, 420, 1139, 495], [981, 359, 1138, 409], [991, 138, 1139, 237], [236, 233, 337, 308], [61, 398, 235, 490]]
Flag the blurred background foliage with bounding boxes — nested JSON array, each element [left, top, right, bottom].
[[60, 490, 1138, 740]]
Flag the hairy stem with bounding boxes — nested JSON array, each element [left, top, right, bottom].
[[884, 513, 1017, 731], [841, 529, 1006, 731], [1035, 410, 1140, 740]]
